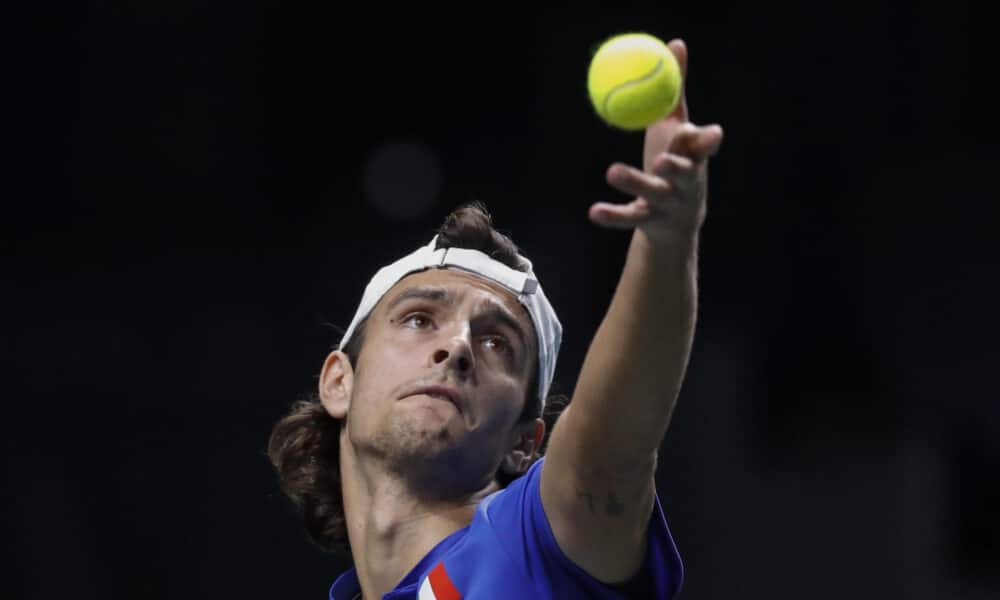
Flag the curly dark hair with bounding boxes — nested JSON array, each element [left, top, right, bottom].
[[267, 202, 568, 557]]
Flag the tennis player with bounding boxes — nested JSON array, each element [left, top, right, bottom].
[[269, 38, 723, 599]]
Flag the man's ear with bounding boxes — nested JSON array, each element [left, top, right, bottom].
[[319, 350, 354, 420], [501, 418, 546, 476]]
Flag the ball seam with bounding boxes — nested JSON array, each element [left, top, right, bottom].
[[601, 57, 666, 119]]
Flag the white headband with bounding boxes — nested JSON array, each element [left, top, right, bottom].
[[338, 235, 562, 409]]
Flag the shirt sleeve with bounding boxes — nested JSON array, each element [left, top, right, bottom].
[[479, 456, 684, 599]]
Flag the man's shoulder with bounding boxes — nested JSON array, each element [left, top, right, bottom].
[[475, 456, 545, 520]]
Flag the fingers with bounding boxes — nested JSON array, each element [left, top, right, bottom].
[[608, 151, 696, 201], [668, 123, 724, 161], [609, 121, 722, 201], [607, 163, 674, 199], [649, 152, 694, 173], [668, 38, 688, 79], [666, 39, 689, 122], [647, 154, 698, 197], [588, 199, 653, 229]]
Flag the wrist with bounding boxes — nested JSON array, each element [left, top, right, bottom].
[[634, 225, 700, 261]]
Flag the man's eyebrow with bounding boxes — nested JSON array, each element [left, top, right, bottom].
[[384, 286, 452, 313]]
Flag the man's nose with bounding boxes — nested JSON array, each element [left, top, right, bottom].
[[432, 327, 475, 375]]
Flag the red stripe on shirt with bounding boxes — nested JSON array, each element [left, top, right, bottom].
[[428, 562, 462, 600]]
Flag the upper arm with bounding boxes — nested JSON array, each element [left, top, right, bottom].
[[539, 403, 659, 584]]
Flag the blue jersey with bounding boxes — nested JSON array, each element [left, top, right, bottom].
[[329, 457, 683, 599]]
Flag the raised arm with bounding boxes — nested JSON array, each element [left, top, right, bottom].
[[541, 38, 724, 583]]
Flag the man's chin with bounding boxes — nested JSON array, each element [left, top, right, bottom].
[[369, 423, 493, 497], [371, 419, 458, 464]]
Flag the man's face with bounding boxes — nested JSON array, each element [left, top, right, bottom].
[[344, 267, 538, 494]]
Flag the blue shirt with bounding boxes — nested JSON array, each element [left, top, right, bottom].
[[329, 457, 683, 599]]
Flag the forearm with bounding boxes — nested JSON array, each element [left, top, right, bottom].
[[559, 228, 698, 469]]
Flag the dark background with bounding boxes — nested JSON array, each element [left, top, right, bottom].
[[7, 2, 999, 598]]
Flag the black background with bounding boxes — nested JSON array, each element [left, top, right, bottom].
[[7, 2, 999, 598]]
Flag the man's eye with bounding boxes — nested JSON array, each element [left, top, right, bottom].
[[402, 314, 431, 329], [482, 336, 509, 353]]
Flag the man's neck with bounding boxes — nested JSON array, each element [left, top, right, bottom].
[[340, 440, 499, 599]]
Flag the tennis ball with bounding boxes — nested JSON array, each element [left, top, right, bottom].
[[587, 33, 682, 131]]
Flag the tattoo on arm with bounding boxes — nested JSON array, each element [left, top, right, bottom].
[[577, 489, 626, 517], [604, 492, 624, 516]]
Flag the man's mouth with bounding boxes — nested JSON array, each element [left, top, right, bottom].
[[409, 385, 462, 413]]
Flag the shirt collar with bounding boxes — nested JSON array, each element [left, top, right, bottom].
[[329, 568, 361, 600], [328, 526, 469, 600]]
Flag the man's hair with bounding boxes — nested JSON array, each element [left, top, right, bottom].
[[267, 202, 568, 556]]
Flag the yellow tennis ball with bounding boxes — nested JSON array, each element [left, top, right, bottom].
[[587, 33, 683, 131]]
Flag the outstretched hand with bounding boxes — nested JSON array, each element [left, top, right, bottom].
[[589, 39, 724, 245]]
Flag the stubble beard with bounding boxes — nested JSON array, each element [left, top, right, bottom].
[[366, 411, 495, 501]]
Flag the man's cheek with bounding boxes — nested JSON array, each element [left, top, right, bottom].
[[380, 338, 420, 365]]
